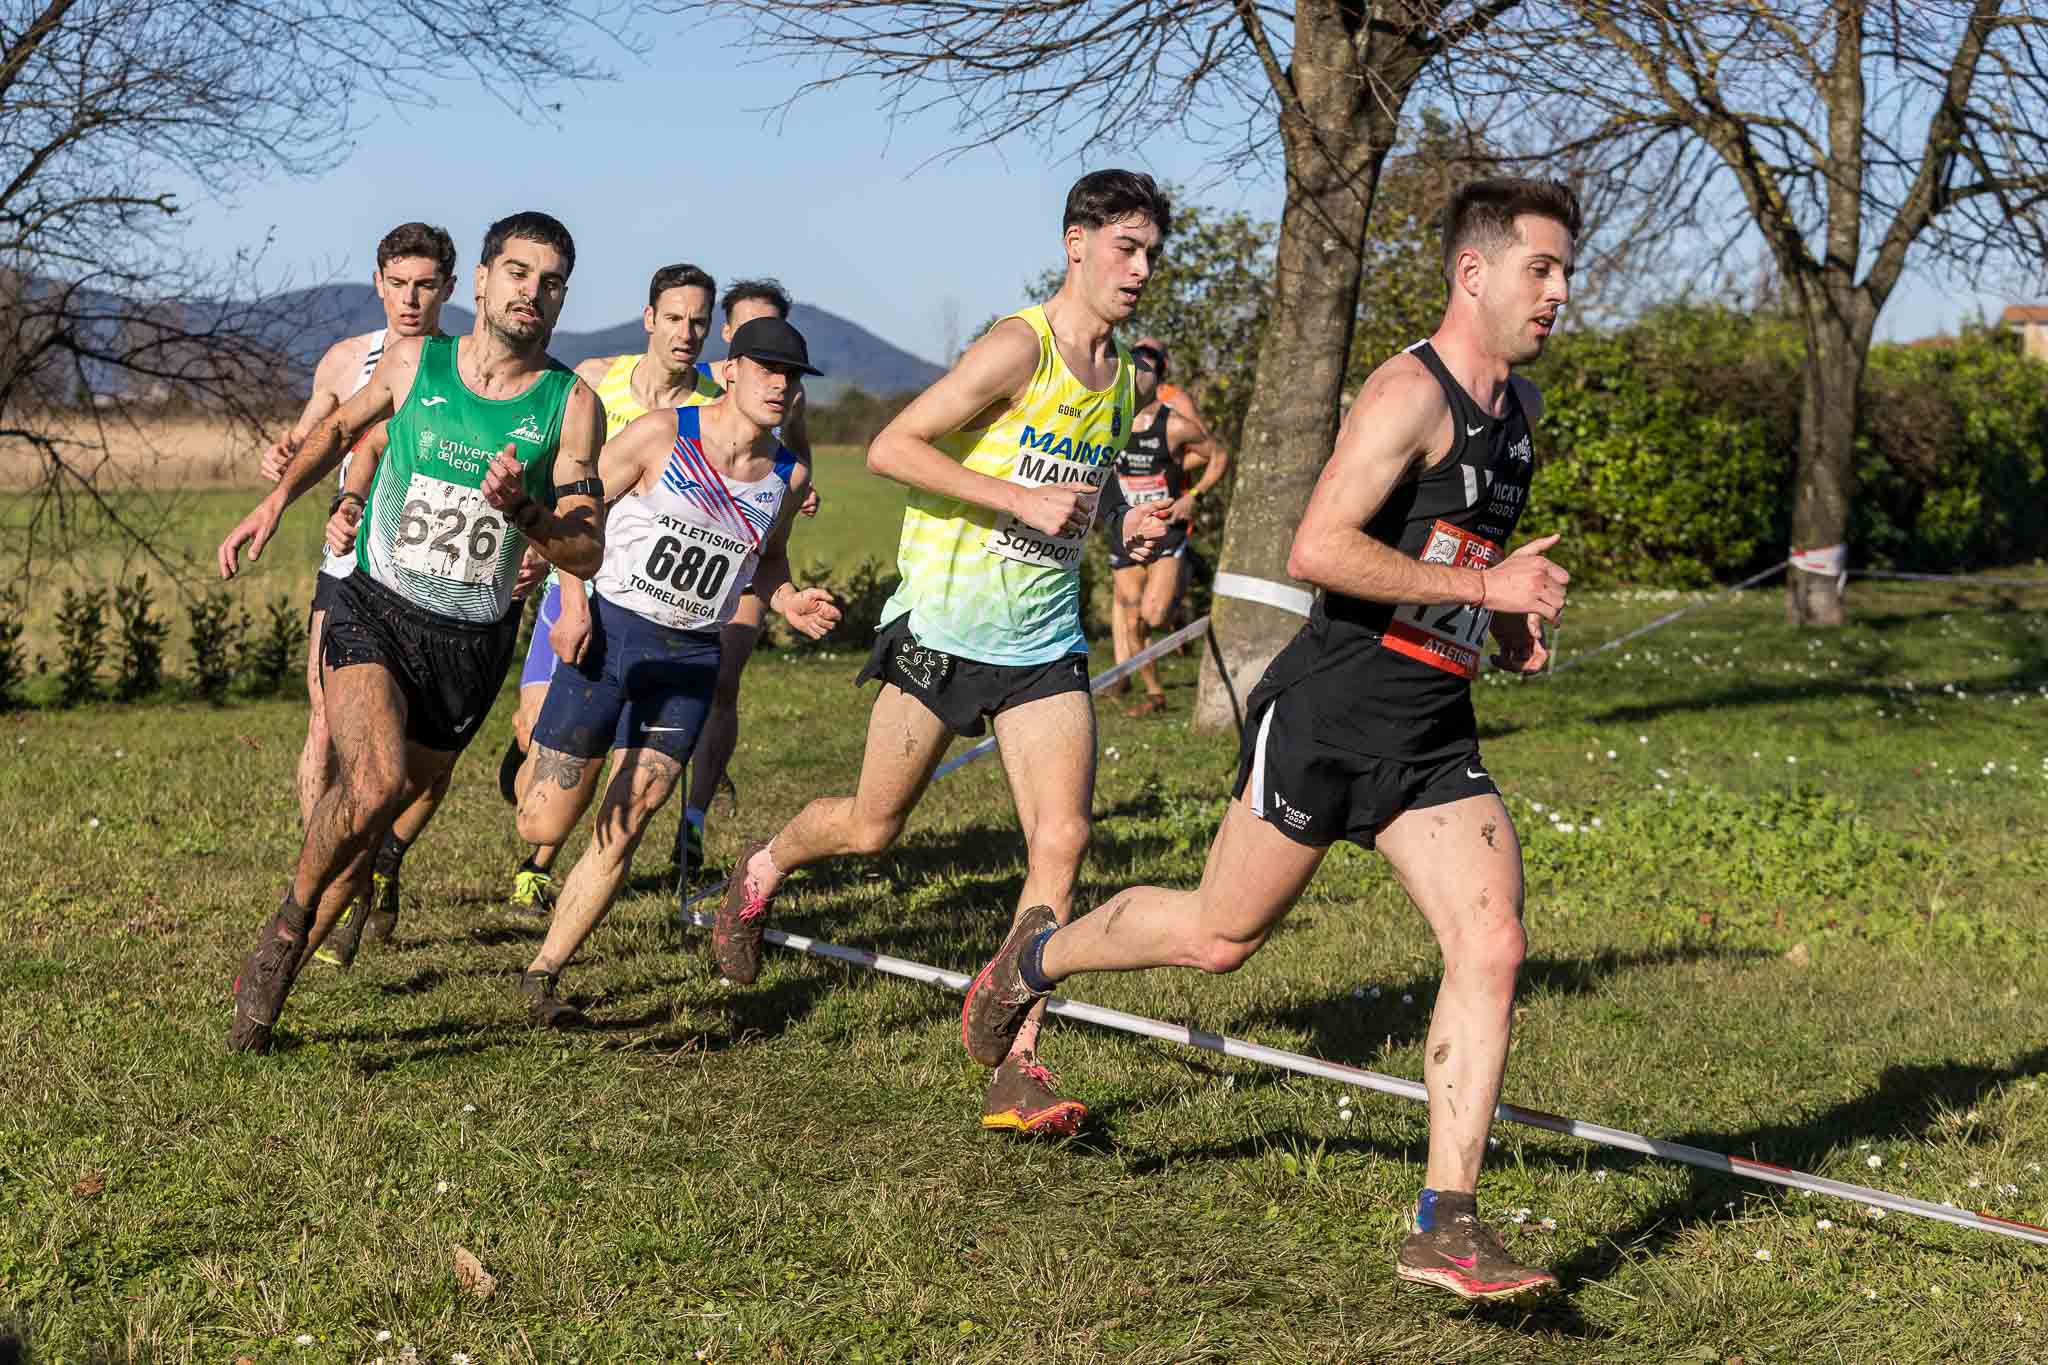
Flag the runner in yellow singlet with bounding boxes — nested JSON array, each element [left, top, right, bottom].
[[713, 171, 1175, 1137], [502, 264, 722, 912]]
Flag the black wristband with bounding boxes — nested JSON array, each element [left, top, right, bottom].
[[328, 490, 363, 516], [554, 477, 603, 501]]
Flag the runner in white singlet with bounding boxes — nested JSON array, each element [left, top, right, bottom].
[[509, 317, 841, 1027]]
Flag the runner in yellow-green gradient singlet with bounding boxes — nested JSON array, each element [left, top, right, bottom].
[[712, 171, 1177, 1138]]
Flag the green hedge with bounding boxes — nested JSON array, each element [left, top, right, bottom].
[[1521, 304, 2048, 586]]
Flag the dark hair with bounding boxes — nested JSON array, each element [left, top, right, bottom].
[[481, 211, 576, 278], [376, 222, 455, 279], [1441, 178, 1582, 280], [1063, 170, 1172, 240], [649, 263, 715, 308], [721, 278, 791, 318]]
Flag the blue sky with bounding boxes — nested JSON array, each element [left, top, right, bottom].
[[169, 16, 2015, 364]]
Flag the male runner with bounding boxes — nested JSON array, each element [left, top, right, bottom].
[[674, 278, 821, 875], [1108, 341, 1230, 717], [502, 264, 724, 914], [218, 210, 605, 1054], [510, 317, 839, 1025], [716, 170, 1174, 1135], [1109, 335, 1215, 679], [961, 178, 1578, 1299], [258, 223, 457, 963]]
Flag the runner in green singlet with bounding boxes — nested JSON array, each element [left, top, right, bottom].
[[215, 210, 606, 1056]]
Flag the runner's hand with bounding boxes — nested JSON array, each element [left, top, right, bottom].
[[1167, 493, 1197, 525], [481, 445, 531, 516], [1480, 534, 1569, 623], [1118, 504, 1174, 564], [1011, 484, 1090, 539], [1489, 611, 1549, 675], [259, 438, 294, 484], [800, 487, 821, 518], [779, 586, 842, 640], [551, 595, 591, 667], [217, 493, 286, 580], [324, 501, 362, 558], [512, 549, 548, 600]]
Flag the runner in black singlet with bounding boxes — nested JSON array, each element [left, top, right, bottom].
[[1107, 342, 1228, 716], [963, 178, 1579, 1304]]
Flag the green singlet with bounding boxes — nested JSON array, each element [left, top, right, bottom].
[[359, 335, 575, 623]]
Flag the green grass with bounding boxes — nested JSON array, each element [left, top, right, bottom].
[[5, 543, 2048, 1357]]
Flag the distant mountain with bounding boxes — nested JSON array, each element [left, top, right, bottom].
[[250, 284, 941, 404]]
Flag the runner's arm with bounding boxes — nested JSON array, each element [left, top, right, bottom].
[[261, 339, 355, 480], [218, 339, 417, 578], [1285, 362, 1484, 608], [752, 461, 840, 639], [866, 318, 1039, 516], [324, 421, 387, 557], [556, 407, 668, 618], [1167, 411, 1228, 525], [491, 379, 605, 580]]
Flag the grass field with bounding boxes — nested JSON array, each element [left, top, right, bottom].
[[5, 552, 2048, 1361]]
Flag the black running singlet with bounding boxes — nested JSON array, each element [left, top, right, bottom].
[[1113, 405, 1183, 509], [1251, 340, 1536, 760]]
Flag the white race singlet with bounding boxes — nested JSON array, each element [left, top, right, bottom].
[[591, 405, 797, 631]]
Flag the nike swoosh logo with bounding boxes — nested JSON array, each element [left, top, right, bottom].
[[421, 396, 448, 407], [1466, 423, 1485, 437], [1446, 1253, 1477, 1269], [1467, 768, 1488, 780]]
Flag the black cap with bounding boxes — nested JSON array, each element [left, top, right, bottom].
[[728, 316, 822, 376]]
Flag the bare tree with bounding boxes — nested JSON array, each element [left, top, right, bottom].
[[672, 0, 1521, 728], [0, 0, 636, 575], [1500, 1, 2048, 625]]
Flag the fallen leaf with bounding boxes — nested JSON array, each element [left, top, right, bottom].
[[237, 734, 262, 751], [72, 1171, 106, 1197], [452, 1244, 497, 1299], [1783, 943, 1811, 968]]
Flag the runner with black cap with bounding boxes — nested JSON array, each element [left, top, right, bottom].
[[509, 316, 840, 1025], [962, 178, 1578, 1300]]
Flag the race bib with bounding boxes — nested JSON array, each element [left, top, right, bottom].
[[985, 468, 1101, 570], [626, 520, 742, 629], [1381, 519, 1499, 678], [1119, 471, 1171, 506], [390, 473, 506, 586]]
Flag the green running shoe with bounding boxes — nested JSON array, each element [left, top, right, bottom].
[[510, 861, 556, 918], [312, 901, 367, 970]]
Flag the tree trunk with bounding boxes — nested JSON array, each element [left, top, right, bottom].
[[1784, 301, 1875, 627]]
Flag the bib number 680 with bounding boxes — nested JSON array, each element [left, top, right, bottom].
[[645, 536, 732, 602]]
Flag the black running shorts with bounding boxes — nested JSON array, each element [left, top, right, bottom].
[[857, 612, 1089, 739], [1232, 686, 1499, 849], [307, 569, 348, 632], [321, 572, 520, 754]]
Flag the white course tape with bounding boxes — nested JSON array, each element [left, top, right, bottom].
[[672, 900, 2048, 1249], [927, 615, 1214, 781], [1212, 571, 1315, 618], [1549, 561, 1788, 676], [1791, 542, 1848, 592]]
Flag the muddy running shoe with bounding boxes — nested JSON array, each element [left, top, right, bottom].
[[960, 904, 1057, 1067], [362, 868, 401, 944], [519, 969, 587, 1029], [980, 1050, 1086, 1137], [1122, 691, 1167, 719], [1396, 1193, 1558, 1303], [509, 861, 556, 918], [312, 901, 367, 970], [227, 899, 312, 1054], [711, 839, 773, 984]]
